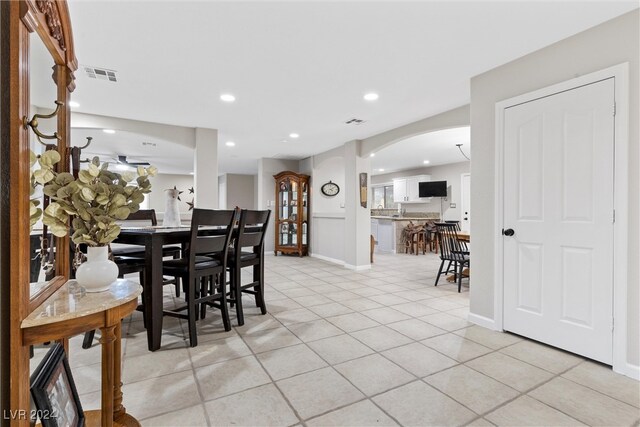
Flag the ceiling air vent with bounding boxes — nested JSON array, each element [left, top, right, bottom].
[[345, 118, 366, 125], [142, 142, 157, 147], [84, 66, 117, 82]]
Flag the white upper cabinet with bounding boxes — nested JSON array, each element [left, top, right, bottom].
[[393, 179, 408, 203], [393, 175, 431, 203]]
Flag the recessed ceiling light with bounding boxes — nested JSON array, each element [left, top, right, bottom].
[[370, 153, 375, 157], [364, 93, 379, 101], [289, 133, 299, 139], [378, 168, 385, 172], [103, 129, 115, 134], [225, 141, 235, 147], [69, 101, 80, 108], [220, 94, 236, 102], [423, 160, 430, 164]]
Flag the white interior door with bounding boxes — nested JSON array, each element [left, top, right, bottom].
[[461, 173, 471, 232], [502, 78, 615, 364]]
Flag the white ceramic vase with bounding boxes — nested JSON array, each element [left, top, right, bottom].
[[75, 246, 118, 292], [163, 188, 182, 227]]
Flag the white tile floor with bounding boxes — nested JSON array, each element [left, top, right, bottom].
[[32, 252, 640, 426]]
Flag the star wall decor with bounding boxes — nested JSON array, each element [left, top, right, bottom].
[[187, 198, 194, 211], [173, 185, 184, 201], [188, 187, 194, 194]]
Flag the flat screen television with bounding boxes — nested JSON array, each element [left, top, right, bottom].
[[419, 181, 447, 197]]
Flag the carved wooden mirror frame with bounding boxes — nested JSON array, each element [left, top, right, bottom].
[[1, 0, 77, 417]]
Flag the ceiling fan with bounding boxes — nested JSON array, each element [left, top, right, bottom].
[[113, 155, 150, 166]]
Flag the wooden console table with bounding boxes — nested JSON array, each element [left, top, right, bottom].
[[22, 280, 142, 427]]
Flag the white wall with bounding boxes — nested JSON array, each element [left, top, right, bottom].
[[372, 161, 470, 220], [71, 112, 195, 149], [218, 174, 227, 209], [219, 173, 255, 210], [308, 146, 347, 261], [312, 150, 346, 215], [311, 217, 346, 265], [194, 128, 218, 209], [470, 10, 639, 369], [361, 105, 469, 156]]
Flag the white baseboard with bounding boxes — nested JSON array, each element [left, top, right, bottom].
[[309, 253, 371, 271], [467, 312, 499, 331], [344, 263, 371, 271], [614, 362, 640, 381], [310, 253, 345, 267]]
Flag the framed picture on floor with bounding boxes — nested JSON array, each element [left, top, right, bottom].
[[30, 343, 85, 427]]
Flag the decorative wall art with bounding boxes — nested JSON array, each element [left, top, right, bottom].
[[359, 172, 368, 208]]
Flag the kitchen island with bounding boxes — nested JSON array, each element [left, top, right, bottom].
[[371, 215, 439, 254]]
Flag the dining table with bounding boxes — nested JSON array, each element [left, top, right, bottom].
[[114, 226, 192, 351], [457, 231, 470, 242]]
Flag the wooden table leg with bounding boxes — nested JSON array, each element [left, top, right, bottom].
[[112, 321, 141, 427], [113, 322, 124, 420], [144, 235, 164, 351], [99, 325, 116, 427]]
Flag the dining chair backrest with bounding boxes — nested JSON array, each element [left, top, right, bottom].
[[435, 222, 467, 261], [124, 209, 158, 226], [444, 220, 461, 230], [235, 210, 271, 254], [188, 209, 236, 265]]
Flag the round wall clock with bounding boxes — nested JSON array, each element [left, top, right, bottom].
[[321, 181, 340, 197]]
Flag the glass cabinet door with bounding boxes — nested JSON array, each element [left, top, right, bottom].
[[278, 178, 291, 221], [302, 181, 308, 245], [274, 172, 309, 256]]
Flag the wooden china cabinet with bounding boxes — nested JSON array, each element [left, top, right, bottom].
[[274, 171, 310, 256]]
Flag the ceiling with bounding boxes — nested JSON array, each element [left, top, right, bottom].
[[42, 1, 637, 175], [71, 128, 195, 175], [371, 127, 470, 175]]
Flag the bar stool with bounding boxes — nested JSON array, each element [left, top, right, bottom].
[[413, 230, 427, 255]]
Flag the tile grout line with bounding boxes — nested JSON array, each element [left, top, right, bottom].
[[115, 255, 634, 426], [464, 359, 593, 425], [233, 316, 308, 427]]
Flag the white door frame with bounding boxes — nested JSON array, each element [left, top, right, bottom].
[[460, 173, 471, 231], [494, 63, 631, 377]]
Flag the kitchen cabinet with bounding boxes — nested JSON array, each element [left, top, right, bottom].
[[371, 219, 379, 242], [377, 219, 395, 253], [393, 175, 431, 203]]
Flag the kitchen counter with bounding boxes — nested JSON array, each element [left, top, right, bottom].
[[371, 216, 438, 221], [371, 216, 440, 254]]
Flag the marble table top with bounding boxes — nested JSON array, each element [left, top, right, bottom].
[[22, 279, 142, 329]]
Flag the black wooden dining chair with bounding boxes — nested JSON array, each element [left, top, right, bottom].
[[441, 220, 468, 275], [161, 208, 236, 347], [111, 208, 182, 296], [227, 209, 271, 326], [112, 209, 182, 259], [434, 222, 470, 293], [444, 220, 461, 230]]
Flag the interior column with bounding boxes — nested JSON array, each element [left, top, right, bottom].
[[344, 140, 372, 270], [194, 127, 219, 209]]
